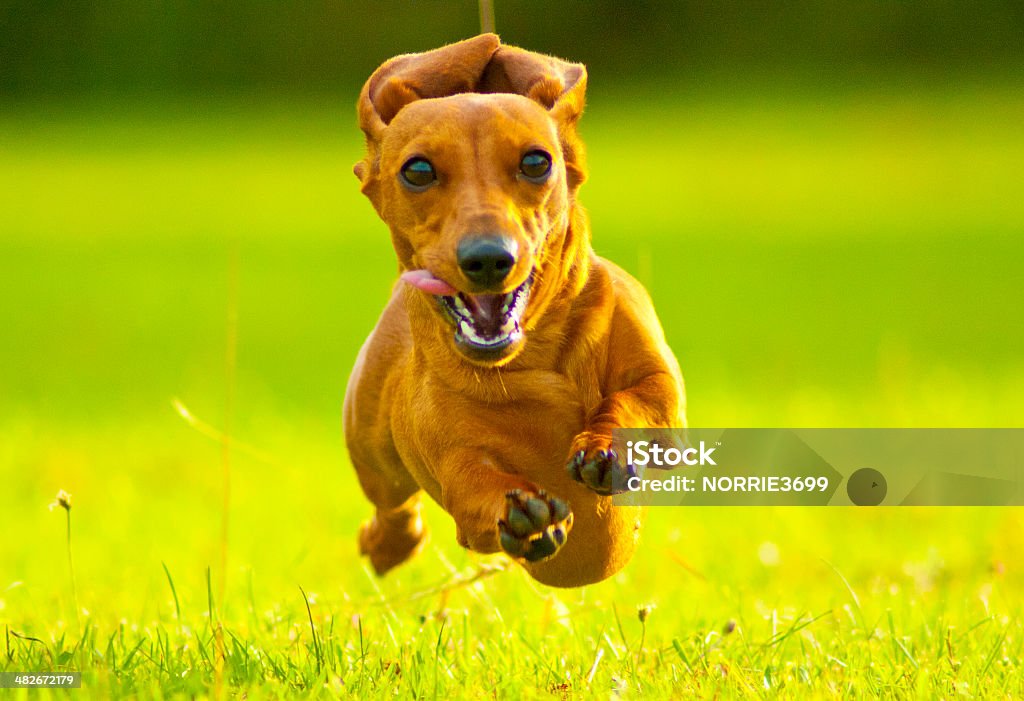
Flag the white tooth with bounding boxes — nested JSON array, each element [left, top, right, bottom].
[[510, 292, 526, 320], [457, 311, 521, 348]]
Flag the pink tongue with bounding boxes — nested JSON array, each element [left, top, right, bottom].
[[400, 269, 458, 296]]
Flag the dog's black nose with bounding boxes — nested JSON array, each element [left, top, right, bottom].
[[457, 236, 516, 288]]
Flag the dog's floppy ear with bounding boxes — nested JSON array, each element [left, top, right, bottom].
[[480, 45, 586, 128], [357, 33, 501, 141]]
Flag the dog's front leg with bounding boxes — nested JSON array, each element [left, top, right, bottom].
[[438, 450, 574, 563], [567, 371, 683, 495]]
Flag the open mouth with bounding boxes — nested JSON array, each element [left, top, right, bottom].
[[438, 275, 532, 355]]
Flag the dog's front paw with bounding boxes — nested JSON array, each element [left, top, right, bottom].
[[566, 441, 637, 496], [498, 489, 573, 563]]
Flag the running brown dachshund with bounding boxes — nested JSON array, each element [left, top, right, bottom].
[[344, 34, 685, 587]]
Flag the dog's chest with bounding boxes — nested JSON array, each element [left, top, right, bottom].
[[490, 386, 584, 452], [411, 368, 594, 475], [465, 392, 587, 481]]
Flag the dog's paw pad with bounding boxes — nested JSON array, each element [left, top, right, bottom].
[[566, 448, 637, 496], [498, 489, 573, 563]]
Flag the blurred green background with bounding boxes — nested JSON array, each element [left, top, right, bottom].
[[3, 1, 1024, 96], [1, 2, 1023, 695]]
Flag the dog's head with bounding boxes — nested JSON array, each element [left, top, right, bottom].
[[355, 34, 588, 366]]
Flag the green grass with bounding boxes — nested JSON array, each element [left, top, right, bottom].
[[1, 83, 1023, 698]]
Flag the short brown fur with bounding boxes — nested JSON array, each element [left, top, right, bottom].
[[344, 34, 685, 587]]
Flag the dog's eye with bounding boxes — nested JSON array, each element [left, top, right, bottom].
[[519, 150, 552, 182], [400, 157, 437, 189]]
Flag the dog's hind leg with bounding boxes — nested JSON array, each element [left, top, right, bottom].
[[344, 299, 428, 575], [351, 454, 427, 575]]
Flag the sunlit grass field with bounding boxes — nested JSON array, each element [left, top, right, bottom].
[[1, 82, 1023, 698]]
